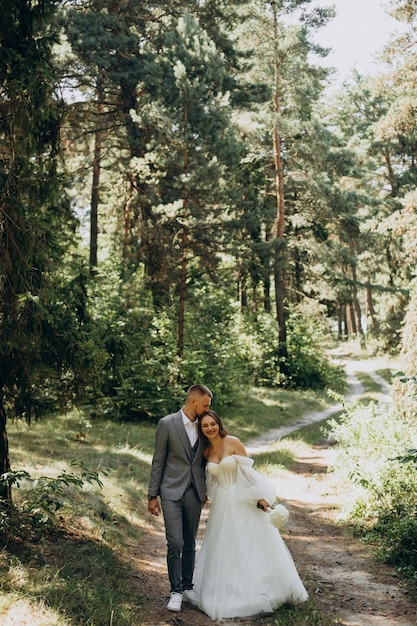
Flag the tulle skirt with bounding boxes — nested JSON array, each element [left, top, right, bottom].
[[193, 480, 308, 620]]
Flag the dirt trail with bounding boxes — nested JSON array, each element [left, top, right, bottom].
[[130, 355, 417, 625]]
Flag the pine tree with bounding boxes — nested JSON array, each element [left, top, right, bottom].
[[0, 0, 62, 498], [132, 11, 242, 359], [0, 0, 97, 501], [231, 0, 334, 363]]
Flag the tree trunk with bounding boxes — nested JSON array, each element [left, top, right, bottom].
[[122, 181, 133, 262], [346, 302, 355, 336], [337, 305, 343, 340], [272, 2, 287, 361], [351, 264, 366, 347], [274, 247, 287, 348], [260, 227, 271, 313], [384, 149, 399, 198], [177, 222, 188, 362], [89, 79, 104, 272], [366, 283, 380, 336], [263, 277, 271, 313], [0, 396, 11, 501], [177, 107, 190, 364], [239, 272, 248, 308], [294, 247, 302, 303]]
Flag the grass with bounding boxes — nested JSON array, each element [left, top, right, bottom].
[[2, 414, 156, 625], [216, 386, 335, 441], [271, 603, 343, 625], [375, 368, 396, 384], [0, 535, 139, 625], [0, 359, 397, 625]]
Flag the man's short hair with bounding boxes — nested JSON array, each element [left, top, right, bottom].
[[187, 384, 213, 398]]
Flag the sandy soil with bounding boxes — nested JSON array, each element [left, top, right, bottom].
[[128, 356, 417, 625]]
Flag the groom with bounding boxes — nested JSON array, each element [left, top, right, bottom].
[[148, 384, 213, 612]]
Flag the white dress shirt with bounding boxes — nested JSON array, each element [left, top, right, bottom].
[[181, 409, 198, 447]]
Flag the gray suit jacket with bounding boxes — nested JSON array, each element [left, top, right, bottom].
[[148, 411, 206, 502]]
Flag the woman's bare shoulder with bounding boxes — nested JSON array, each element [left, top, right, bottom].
[[225, 435, 247, 456]]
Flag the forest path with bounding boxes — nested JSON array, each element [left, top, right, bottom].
[[246, 348, 392, 454], [130, 351, 417, 625]]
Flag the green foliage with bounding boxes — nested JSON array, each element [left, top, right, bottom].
[[238, 308, 345, 392], [2, 0, 413, 443], [0, 264, 113, 423], [400, 282, 417, 375], [102, 312, 184, 421], [329, 399, 417, 587], [371, 508, 417, 584], [377, 293, 409, 355], [179, 282, 253, 403], [42, 261, 347, 423], [92, 275, 344, 423], [89, 267, 255, 420], [0, 462, 104, 540], [392, 448, 417, 465], [0, 254, 346, 426], [283, 311, 345, 391], [0, 1, 107, 435], [84, 263, 184, 421], [240, 311, 281, 386]]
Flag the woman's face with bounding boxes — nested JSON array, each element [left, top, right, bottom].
[[200, 414, 220, 439]]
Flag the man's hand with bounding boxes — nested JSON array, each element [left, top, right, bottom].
[[148, 497, 161, 516]]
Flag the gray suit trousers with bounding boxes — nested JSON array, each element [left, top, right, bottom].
[[161, 484, 203, 593]]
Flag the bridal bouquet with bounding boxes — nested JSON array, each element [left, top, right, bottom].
[[268, 503, 289, 530]]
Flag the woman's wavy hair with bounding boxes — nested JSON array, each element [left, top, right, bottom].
[[199, 409, 228, 439]]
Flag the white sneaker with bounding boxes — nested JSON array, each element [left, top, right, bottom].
[[167, 592, 182, 611], [182, 589, 198, 605]]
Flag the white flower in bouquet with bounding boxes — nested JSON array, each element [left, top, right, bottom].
[[268, 503, 289, 529]]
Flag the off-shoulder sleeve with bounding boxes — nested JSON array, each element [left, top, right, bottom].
[[234, 455, 276, 504]]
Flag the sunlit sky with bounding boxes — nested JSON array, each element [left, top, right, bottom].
[[311, 0, 405, 82]]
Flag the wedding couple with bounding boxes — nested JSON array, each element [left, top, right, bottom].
[[147, 384, 308, 620]]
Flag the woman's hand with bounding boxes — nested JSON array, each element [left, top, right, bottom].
[[256, 498, 270, 512]]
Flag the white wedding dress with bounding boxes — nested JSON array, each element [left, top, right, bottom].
[[192, 455, 308, 621]]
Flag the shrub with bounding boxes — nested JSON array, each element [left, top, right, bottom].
[[283, 310, 345, 391], [329, 400, 417, 587], [240, 308, 345, 392], [0, 463, 104, 541], [372, 508, 417, 582]]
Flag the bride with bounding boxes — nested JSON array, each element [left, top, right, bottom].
[[184, 409, 308, 621]]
